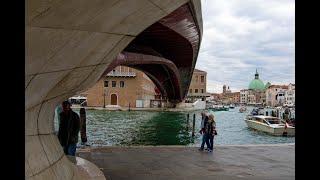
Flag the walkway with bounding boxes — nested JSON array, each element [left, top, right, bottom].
[[77, 144, 294, 180]]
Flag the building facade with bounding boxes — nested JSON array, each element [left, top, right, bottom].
[[265, 85, 289, 107], [240, 89, 248, 104], [284, 83, 295, 106], [83, 66, 157, 108], [186, 69, 209, 102], [210, 85, 240, 104]]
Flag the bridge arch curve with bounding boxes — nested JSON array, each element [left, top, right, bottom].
[[25, 1, 202, 179]]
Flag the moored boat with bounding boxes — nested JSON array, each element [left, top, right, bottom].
[[209, 105, 229, 111], [245, 115, 295, 136], [239, 106, 247, 113]]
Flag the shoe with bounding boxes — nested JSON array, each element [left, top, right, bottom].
[[208, 149, 212, 152]]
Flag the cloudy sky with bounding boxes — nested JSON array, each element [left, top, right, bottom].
[[196, 0, 295, 93]]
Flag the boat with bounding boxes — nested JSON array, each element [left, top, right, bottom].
[[245, 115, 295, 136], [239, 106, 247, 113], [209, 105, 229, 111], [229, 104, 235, 109]]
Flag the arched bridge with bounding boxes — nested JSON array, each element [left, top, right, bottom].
[[25, 0, 202, 179]]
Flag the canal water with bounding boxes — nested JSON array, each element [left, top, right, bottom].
[[54, 107, 295, 146]]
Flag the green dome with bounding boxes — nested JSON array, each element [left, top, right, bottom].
[[265, 82, 271, 89], [248, 69, 265, 91], [249, 79, 265, 90]]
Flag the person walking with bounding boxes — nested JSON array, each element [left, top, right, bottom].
[[207, 114, 217, 152], [58, 101, 80, 156], [199, 111, 210, 151]]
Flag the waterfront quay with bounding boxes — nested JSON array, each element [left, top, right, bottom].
[[77, 144, 294, 180]]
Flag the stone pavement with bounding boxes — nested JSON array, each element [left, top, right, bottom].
[[77, 144, 294, 180]]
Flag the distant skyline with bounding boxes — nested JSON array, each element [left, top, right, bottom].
[[196, 0, 295, 93]]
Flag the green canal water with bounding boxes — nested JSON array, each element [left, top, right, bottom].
[[54, 107, 295, 146]]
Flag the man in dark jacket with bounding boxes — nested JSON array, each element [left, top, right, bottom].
[[58, 101, 80, 156]]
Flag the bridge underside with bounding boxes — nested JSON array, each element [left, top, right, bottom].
[[25, 0, 202, 179], [103, 3, 202, 103]]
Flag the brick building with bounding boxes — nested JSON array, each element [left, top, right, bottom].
[[83, 66, 157, 108]]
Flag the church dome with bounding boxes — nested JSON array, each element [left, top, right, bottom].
[[249, 79, 265, 90], [265, 82, 271, 89], [248, 69, 265, 91]]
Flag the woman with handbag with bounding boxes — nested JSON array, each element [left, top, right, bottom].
[[207, 114, 217, 152]]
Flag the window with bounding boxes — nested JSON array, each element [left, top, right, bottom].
[[201, 89, 204, 93], [189, 89, 192, 93], [112, 81, 116, 87], [195, 89, 198, 93], [195, 76, 198, 82], [104, 81, 108, 87], [201, 76, 204, 83], [120, 81, 124, 88]]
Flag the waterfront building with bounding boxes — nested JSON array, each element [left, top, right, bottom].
[[265, 85, 289, 107], [240, 89, 248, 104], [284, 83, 295, 106], [186, 69, 210, 102], [83, 66, 157, 108], [213, 85, 240, 104]]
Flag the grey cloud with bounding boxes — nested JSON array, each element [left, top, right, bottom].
[[196, 0, 294, 92]]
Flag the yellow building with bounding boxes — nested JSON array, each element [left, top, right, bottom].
[[83, 66, 156, 108], [186, 69, 209, 102]]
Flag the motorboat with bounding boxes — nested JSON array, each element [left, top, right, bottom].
[[245, 115, 295, 136], [239, 106, 247, 113], [209, 105, 229, 111], [229, 104, 235, 109]]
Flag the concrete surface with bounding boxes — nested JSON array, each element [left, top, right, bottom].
[[77, 144, 295, 180]]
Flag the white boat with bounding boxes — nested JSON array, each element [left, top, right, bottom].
[[245, 115, 295, 136], [239, 106, 247, 113]]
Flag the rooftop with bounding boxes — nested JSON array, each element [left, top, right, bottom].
[[268, 85, 288, 89], [193, 68, 207, 73]]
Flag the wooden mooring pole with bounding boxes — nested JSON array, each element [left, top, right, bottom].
[[186, 114, 189, 130], [192, 114, 196, 137]]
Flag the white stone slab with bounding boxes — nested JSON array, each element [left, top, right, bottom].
[[26, 27, 75, 75], [25, 69, 72, 110], [44, 66, 96, 100], [25, 136, 50, 176], [149, 0, 189, 14], [83, 0, 166, 35], [39, 134, 64, 165], [25, 104, 41, 136], [50, 156, 76, 180]]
